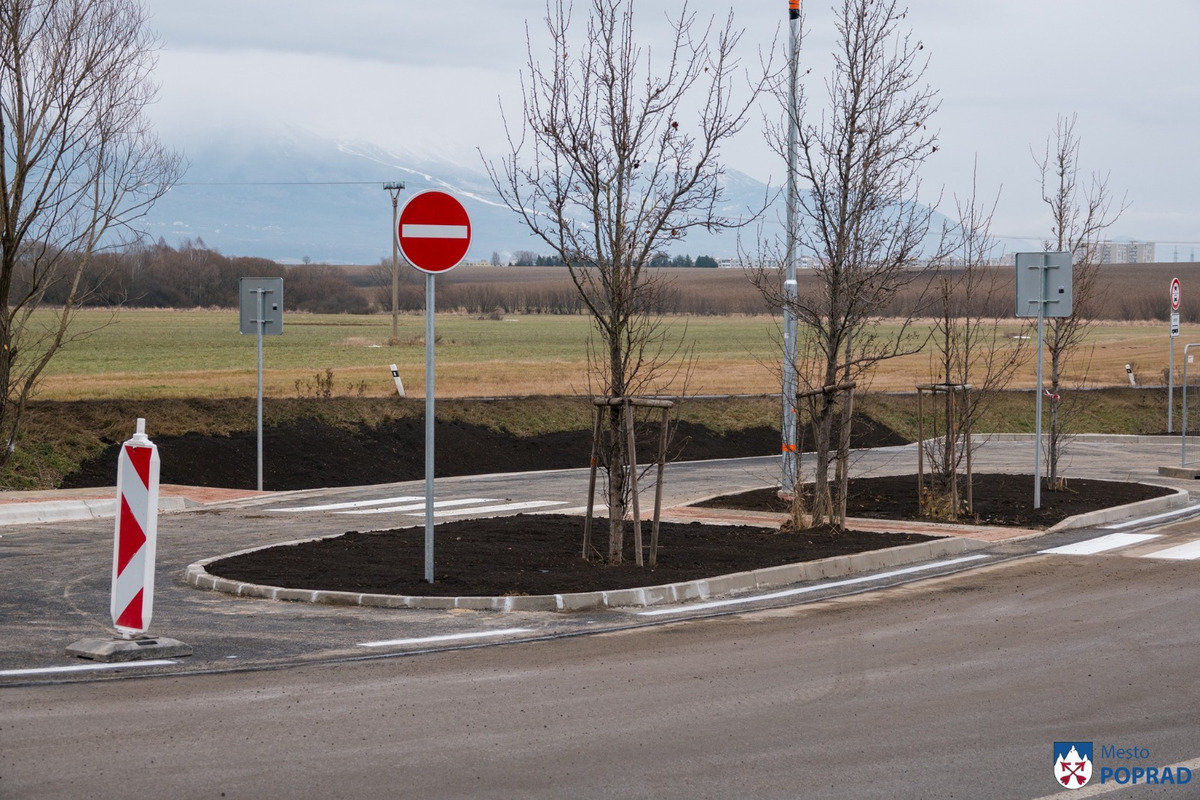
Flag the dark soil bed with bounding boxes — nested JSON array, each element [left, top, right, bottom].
[[61, 414, 906, 491], [693, 474, 1174, 529], [206, 474, 1173, 598], [208, 514, 935, 597]]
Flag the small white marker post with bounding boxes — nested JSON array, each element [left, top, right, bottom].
[[390, 364, 406, 398]]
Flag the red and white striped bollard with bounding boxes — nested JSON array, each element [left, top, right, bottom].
[[110, 418, 160, 638]]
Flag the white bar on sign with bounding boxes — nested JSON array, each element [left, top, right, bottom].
[[402, 224, 469, 239]]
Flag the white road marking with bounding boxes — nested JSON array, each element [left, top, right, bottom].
[[339, 498, 497, 516], [1039, 533, 1160, 556], [401, 224, 468, 239], [359, 628, 533, 649], [0, 660, 177, 677], [1102, 504, 1200, 529], [272, 496, 423, 513], [637, 555, 990, 617], [1143, 539, 1200, 560], [410, 500, 567, 518]]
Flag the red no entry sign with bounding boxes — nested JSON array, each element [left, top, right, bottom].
[[397, 190, 472, 273]]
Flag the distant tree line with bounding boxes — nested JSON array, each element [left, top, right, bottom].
[[46, 239, 374, 313], [33, 239, 1194, 320], [502, 250, 719, 268]]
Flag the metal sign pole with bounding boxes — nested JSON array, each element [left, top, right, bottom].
[[1170, 333, 1176, 433], [425, 272, 436, 583], [1016, 252, 1070, 511], [256, 289, 266, 492], [1034, 299, 1045, 509], [238, 277, 283, 492], [780, 0, 801, 496], [1182, 343, 1200, 467], [395, 190, 471, 584], [1169, 279, 1180, 433]]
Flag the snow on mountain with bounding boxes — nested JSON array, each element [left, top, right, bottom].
[[143, 127, 996, 265]]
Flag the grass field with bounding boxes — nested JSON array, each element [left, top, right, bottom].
[[34, 308, 1185, 401]]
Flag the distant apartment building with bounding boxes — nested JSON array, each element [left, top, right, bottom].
[[1093, 241, 1156, 264]]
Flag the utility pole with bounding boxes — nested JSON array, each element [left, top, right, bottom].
[[384, 182, 406, 341], [781, 0, 801, 496]]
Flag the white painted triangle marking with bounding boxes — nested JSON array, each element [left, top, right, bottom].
[[407, 500, 567, 519], [1039, 532, 1160, 555], [338, 498, 497, 516], [273, 496, 424, 513], [1143, 539, 1200, 560]]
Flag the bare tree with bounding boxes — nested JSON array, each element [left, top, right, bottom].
[[1033, 113, 1126, 488], [0, 0, 182, 465], [486, 0, 769, 564], [922, 163, 1027, 518], [755, 0, 943, 529]]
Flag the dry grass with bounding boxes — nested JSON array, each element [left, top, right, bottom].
[[29, 311, 1186, 400]]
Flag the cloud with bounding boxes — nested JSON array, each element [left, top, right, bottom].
[[142, 0, 1200, 244]]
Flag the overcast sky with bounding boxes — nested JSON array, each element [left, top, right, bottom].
[[143, 0, 1200, 254]]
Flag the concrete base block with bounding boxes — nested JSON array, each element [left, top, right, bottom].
[[1157, 465, 1200, 479], [66, 636, 193, 663]]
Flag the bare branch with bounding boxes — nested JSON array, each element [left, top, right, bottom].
[[483, 0, 772, 564], [0, 0, 183, 462]]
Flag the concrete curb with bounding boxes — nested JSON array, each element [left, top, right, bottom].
[[185, 535, 988, 613], [0, 496, 188, 525], [1045, 486, 1190, 533]]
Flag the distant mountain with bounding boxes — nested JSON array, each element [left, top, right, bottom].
[[142, 128, 771, 264], [144, 127, 1027, 265]]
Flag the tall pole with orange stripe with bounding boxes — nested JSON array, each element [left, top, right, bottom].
[[781, 0, 802, 495]]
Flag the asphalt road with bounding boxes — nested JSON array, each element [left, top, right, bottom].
[[3, 546, 1198, 799], [3, 439, 1200, 798]]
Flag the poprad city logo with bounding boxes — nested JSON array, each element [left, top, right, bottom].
[[1054, 742, 1094, 789]]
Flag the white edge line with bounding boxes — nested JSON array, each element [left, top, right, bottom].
[[637, 554, 990, 617], [1, 659, 177, 677], [359, 627, 533, 649], [1103, 503, 1200, 529]]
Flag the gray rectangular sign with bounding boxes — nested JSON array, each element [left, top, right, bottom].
[[239, 277, 284, 335], [1015, 252, 1072, 318]]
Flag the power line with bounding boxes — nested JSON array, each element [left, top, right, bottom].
[[174, 180, 390, 187]]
